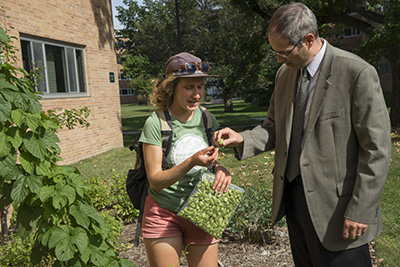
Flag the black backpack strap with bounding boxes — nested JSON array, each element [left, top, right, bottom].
[[199, 106, 214, 146], [133, 181, 148, 247]]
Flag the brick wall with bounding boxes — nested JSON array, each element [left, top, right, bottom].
[[2, 0, 123, 164]]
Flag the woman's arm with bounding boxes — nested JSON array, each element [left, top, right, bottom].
[[143, 143, 218, 191]]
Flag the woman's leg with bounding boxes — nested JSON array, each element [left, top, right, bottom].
[[144, 236, 183, 267], [185, 243, 218, 267]]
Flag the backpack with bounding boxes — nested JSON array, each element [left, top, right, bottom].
[[126, 106, 214, 247]]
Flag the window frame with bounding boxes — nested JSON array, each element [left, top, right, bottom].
[[20, 36, 89, 99], [120, 88, 134, 96]]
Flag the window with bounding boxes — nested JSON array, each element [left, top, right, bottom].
[[342, 27, 361, 37], [385, 62, 391, 75], [120, 88, 134, 96], [20, 37, 87, 97]]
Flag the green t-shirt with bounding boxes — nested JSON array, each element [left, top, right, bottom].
[[139, 107, 219, 212]]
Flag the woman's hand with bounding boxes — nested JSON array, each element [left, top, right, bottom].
[[191, 146, 218, 167], [213, 165, 232, 194]]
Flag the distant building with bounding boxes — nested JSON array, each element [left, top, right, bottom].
[[118, 73, 138, 104], [2, 0, 123, 164], [327, 11, 392, 93]]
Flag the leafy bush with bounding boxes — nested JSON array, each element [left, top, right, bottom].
[[228, 180, 276, 242], [0, 26, 134, 266], [85, 173, 139, 221], [130, 75, 153, 105], [0, 233, 55, 266]]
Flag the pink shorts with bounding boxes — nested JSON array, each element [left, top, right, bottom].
[[141, 195, 219, 245]]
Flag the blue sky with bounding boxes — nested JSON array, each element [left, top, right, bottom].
[[111, 0, 144, 29]]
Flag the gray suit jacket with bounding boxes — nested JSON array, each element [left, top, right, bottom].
[[235, 42, 391, 251]]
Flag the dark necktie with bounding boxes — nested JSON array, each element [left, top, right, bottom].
[[286, 69, 310, 182]]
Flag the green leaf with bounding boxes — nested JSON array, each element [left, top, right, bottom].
[[70, 227, 89, 254], [36, 160, 51, 176], [11, 174, 29, 206], [16, 202, 44, 231], [26, 174, 43, 194], [70, 204, 91, 229], [0, 153, 18, 177], [40, 185, 55, 202], [82, 244, 107, 266], [19, 151, 37, 174], [68, 172, 91, 198], [48, 225, 89, 262], [23, 131, 47, 159], [25, 113, 41, 131], [45, 182, 76, 209], [55, 182, 76, 206], [48, 225, 76, 261], [30, 98, 42, 114], [7, 127, 23, 149], [0, 80, 19, 91], [0, 27, 9, 44], [0, 88, 16, 102], [12, 91, 31, 111], [0, 128, 12, 158], [11, 108, 24, 127], [41, 127, 60, 148], [0, 96, 12, 123]]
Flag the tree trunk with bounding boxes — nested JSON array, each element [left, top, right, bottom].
[[224, 98, 234, 113], [389, 46, 400, 130]]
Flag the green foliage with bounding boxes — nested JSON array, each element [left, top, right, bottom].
[[0, 233, 55, 266], [129, 75, 153, 105], [0, 27, 134, 266], [85, 173, 139, 222], [45, 107, 91, 130], [115, 0, 269, 111], [225, 153, 285, 242]]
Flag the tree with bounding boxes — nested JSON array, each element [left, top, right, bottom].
[[115, 0, 269, 112], [231, 0, 400, 128]]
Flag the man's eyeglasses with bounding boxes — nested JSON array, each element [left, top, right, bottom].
[[167, 61, 210, 76], [270, 37, 304, 60]]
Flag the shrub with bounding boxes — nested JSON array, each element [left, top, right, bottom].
[[85, 173, 139, 222], [0, 26, 134, 266], [227, 178, 285, 243]]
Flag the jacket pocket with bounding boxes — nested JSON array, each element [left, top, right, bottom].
[[336, 179, 355, 196], [318, 108, 344, 122]]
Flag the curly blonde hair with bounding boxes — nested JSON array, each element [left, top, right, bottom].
[[150, 75, 180, 109]]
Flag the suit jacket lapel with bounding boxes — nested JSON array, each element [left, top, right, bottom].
[[284, 69, 301, 150], [303, 42, 334, 143]]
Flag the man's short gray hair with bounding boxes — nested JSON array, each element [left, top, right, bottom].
[[267, 3, 319, 45]]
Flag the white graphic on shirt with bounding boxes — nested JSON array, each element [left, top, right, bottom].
[[171, 134, 208, 174]]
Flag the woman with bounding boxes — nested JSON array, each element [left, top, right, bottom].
[[139, 52, 231, 267]]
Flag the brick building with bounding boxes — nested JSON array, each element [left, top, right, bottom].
[[1, 0, 123, 164]]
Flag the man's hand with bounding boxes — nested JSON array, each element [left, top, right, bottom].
[[342, 218, 367, 240], [213, 127, 244, 147]]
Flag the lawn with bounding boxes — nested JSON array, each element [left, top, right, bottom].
[[72, 100, 400, 266]]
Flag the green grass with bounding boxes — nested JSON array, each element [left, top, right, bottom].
[[374, 132, 400, 266], [72, 100, 400, 265], [120, 99, 268, 147]]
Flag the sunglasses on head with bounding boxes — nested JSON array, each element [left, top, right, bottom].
[[167, 61, 210, 76]]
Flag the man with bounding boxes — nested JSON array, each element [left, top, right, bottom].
[[214, 3, 391, 266]]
